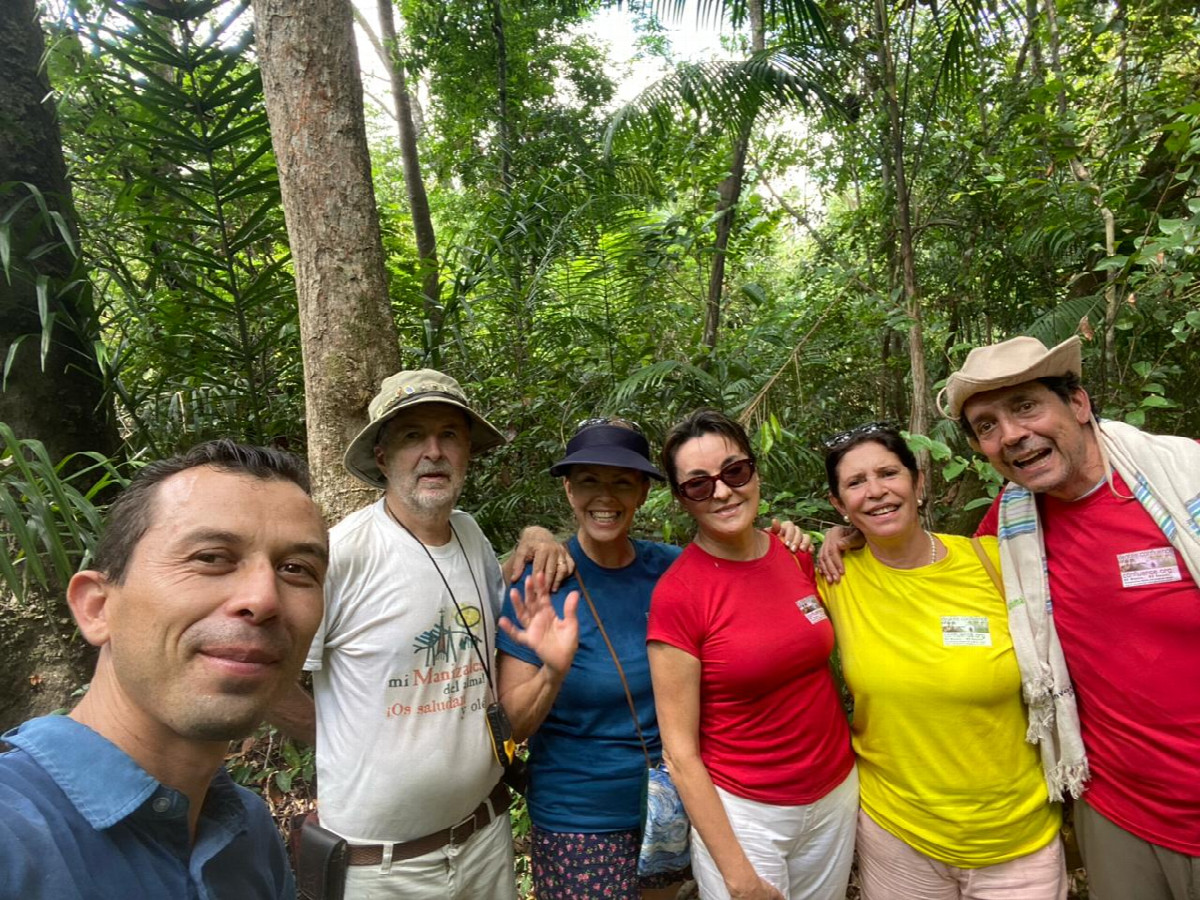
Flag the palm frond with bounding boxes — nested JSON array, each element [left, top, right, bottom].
[[1025, 296, 1102, 348], [645, 0, 832, 46], [605, 48, 847, 155]]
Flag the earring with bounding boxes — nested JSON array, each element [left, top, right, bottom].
[[918, 498, 925, 508], [842, 515, 851, 524]]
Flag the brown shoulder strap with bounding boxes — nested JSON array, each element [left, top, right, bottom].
[[572, 560, 653, 768], [970, 536, 1004, 594]]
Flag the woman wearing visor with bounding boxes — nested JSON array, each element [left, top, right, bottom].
[[498, 418, 805, 900], [648, 410, 857, 900]]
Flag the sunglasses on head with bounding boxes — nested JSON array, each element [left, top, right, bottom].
[[822, 421, 897, 452], [676, 458, 757, 502], [575, 416, 643, 435]]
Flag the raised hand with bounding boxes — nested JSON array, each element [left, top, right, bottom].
[[498, 572, 579, 679]]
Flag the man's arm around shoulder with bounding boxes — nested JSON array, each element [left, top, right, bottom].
[[268, 681, 316, 746]]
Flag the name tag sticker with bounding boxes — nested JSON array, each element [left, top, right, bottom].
[[796, 595, 827, 625], [942, 616, 992, 647], [1117, 547, 1181, 588]]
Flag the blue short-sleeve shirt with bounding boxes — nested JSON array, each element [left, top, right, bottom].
[[0, 716, 295, 899], [498, 537, 681, 832]]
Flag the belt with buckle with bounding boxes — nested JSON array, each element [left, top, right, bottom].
[[346, 782, 510, 866]]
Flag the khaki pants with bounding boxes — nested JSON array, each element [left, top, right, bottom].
[[1076, 800, 1200, 900], [342, 813, 518, 900]]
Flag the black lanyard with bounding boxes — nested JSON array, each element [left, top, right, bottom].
[[384, 502, 496, 698]]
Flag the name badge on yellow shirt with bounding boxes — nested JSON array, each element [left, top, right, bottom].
[[796, 595, 827, 625], [1117, 547, 1182, 588], [941, 616, 992, 647]]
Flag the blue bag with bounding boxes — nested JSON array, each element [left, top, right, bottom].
[[638, 762, 691, 877]]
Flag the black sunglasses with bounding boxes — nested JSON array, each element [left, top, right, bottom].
[[822, 421, 897, 452], [677, 458, 757, 501]]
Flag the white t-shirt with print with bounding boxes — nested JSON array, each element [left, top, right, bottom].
[[305, 501, 504, 843]]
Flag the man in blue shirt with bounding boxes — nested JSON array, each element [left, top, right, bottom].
[[0, 440, 329, 899]]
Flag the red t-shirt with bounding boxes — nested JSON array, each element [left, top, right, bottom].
[[647, 537, 854, 805], [977, 476, 1200, 855]]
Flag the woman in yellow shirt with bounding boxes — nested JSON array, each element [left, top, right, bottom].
[[818, 422, 1066, 899]]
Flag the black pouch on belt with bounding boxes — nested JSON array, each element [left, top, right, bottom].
[[296, 816, 349, 900]]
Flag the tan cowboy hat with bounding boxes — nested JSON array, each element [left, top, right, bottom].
[[343, 369, 506, 488], [937, 335, 1082, 418]]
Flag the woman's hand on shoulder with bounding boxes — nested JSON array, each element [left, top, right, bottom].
[[815, 524, 864, 583], [765, 518, 813, 554]]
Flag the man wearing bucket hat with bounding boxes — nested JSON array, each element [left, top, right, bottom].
[[941, 335, 1200, 899], [271, 368, 569, 900]]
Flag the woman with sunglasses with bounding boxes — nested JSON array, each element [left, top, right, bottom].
[[648, 410, 857, 900], [818, 422, 1066, 899], [497, 418, 807, 900]]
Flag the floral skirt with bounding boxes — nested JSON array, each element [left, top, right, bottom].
[[530, 826, 685, 898]]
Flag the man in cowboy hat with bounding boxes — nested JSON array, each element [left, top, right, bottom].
[[943, 335, 1200, 899], [270, 369, 570, 900]]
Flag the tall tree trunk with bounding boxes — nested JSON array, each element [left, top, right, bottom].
[[874, 0, 930, 441], [1044, 0, 1118, 399], [376, 0, 441, 336], [703, 134, 750, 353], [490, 0, 513, 190], [253, 0, 401, 522], [701, 0, 766, 354], [0, 0, 119, 464]]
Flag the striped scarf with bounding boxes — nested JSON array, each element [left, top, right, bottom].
[[997, 419, 1200, 801]]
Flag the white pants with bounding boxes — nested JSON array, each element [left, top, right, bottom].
[[342, 812, 519, 900], [690, 766, 859, 900]]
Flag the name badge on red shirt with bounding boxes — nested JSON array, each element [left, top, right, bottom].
[[1117, 547, 1182, 588], [796, 595, 827, 625]]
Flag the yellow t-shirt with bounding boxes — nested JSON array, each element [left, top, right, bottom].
[[819, 534, 1060, 867]]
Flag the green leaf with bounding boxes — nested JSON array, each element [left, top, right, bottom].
[[282, 741, 303, 770], [1140, 395, 1177, 409]]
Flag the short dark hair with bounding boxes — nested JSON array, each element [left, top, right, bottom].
[[957, 373, 1085, 440], [92, 440, 312, 584], [660, 409, 755, 494], [824, 424, 919, 499]]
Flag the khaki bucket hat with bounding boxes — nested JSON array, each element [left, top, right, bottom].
[[938, 335, 1082, 419], [344, 369, 506, 488]]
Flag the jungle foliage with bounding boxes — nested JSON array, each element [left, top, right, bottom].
[[3, 0, 1198, 585]]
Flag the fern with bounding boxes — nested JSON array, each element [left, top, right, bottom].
[[0, 423, 126, 603]]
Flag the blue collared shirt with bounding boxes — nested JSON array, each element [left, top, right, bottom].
[[0, 716, 295, 900]]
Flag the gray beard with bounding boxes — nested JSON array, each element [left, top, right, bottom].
[[393, 479, 464, 524]]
